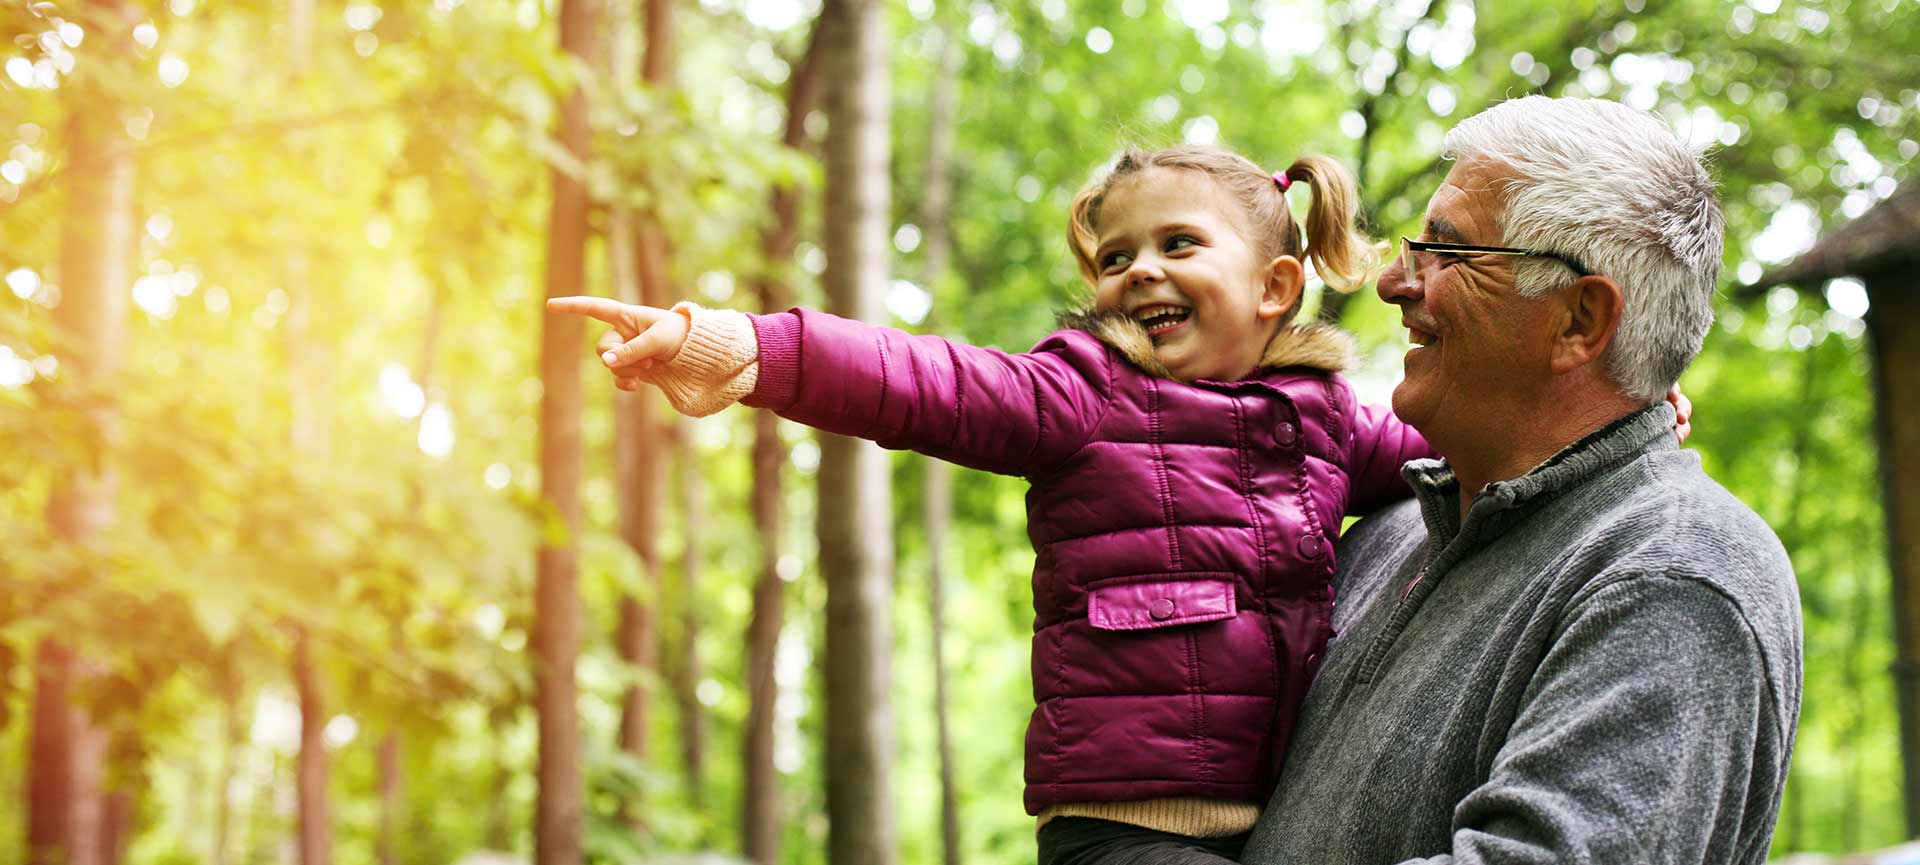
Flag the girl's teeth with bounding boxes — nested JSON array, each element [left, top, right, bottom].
[[1138, 308, 1190, 334]]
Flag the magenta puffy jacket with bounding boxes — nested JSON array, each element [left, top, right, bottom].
[[740, 307, 1430, 813]]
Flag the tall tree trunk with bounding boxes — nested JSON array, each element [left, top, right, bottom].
[[612, 216, 665, 771], [674, 425, 707, 808], [742, 404, 786, 864], [377, 733, 402, 865], [920, 21, 963, 865], [27, 645, 108, 865], [487, 723, 512, 852], [285, 292, 333, 865], [182, 728, 204, 855], [818, 0, 897, 861], [214, 684, 241, 865], [288, 0, 313, 71], [294, 628, 331, 865], [610, 211, 664, 778], [282, 4, 334, 862], [286, 221, 333, 865], [96, 690, 141, 865], [535, 0, 601, 861], [28, 1, 135, 858], [1846, 560, 1870, 850], [923, 459, 961, 865], [1865, 272, 1920, 839], [373, 301, 440, 865], [613, 0, 677, 801], [98, 775, 133, 865], [286, 257, 334, 865], [740, 18, 828, 864], [612, 222, 666, 770], [641, 0, 674, 84]]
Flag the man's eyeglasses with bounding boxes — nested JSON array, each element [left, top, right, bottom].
[[1398, 236, 1594, 284]]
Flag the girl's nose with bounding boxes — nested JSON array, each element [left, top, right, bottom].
[[1125, 257, 1165, 288]]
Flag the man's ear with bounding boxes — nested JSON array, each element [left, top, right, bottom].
[[1261, 256, 1305, 321], [1551, 275, 1624, 374]]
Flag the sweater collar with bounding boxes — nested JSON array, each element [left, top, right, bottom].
[[1056, 308, 1357, 381], [1403, 402, 1678, 547]]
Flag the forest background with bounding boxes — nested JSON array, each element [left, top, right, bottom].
[[2, 0, 1915, 863]]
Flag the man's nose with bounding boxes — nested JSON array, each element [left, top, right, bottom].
[[1377, 257, 1420, 306]]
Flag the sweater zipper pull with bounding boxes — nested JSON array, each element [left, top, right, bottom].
[[1400, 567, 1428, 604]]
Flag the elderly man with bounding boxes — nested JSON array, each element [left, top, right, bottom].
[[1237, 96, 1802, 864]]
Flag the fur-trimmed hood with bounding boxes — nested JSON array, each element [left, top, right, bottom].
[[1056, 308, 1356, 380]]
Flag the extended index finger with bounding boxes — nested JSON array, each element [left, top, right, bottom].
[[546, 296, 637, 337]]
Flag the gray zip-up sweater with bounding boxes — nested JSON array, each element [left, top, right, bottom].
[[1241, 404, 1803, 865]]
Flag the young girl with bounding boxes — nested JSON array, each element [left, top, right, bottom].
[[551, 145, 1431, 863]]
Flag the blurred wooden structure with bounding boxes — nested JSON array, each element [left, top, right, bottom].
[[1750, 178, 1920, 839]]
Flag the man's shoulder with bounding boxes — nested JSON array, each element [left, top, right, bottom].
[[1555, 447, 1801, 677], [1578, 448, 1794, 590], [1559, 447, 1805, 742]]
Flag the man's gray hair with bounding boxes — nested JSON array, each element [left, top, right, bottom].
[[1443, 96, 1723, 404]]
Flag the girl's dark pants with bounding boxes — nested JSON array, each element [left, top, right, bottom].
[[1037, 817, 1246, 865]]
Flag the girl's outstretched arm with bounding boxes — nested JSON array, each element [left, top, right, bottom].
[[548, 297, 1116, 477]]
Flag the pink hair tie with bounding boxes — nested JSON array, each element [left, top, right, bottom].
[[1272, 170, 1291, 192]]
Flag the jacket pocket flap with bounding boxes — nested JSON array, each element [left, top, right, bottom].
[[1087, 576, 1237, 631]]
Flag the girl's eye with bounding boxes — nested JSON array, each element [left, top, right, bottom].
[[1165, 235, 1198, 252], [1100, 251, 1132, 271]]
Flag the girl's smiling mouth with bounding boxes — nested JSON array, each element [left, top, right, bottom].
[[1135, 304, 1192, 340]]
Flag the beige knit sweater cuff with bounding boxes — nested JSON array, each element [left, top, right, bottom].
[[641, 302, 759, 417], [1036, 798, 1261, 838]]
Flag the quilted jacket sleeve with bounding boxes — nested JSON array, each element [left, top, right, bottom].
[[1345, 396, 1434, 516], [743, 308, 1115, 478]]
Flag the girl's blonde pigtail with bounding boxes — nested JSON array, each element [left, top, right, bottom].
[[1067, 184, 1105, 285], [1286, 155, 1381, 293]]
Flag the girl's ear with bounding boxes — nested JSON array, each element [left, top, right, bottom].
[[1261, 255, 1305, 320]]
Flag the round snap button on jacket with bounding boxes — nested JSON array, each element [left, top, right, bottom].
[[1298, 533, 1324, 559], [1276, 422, 1298, 446], [1149, 598, 1176, 620]]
